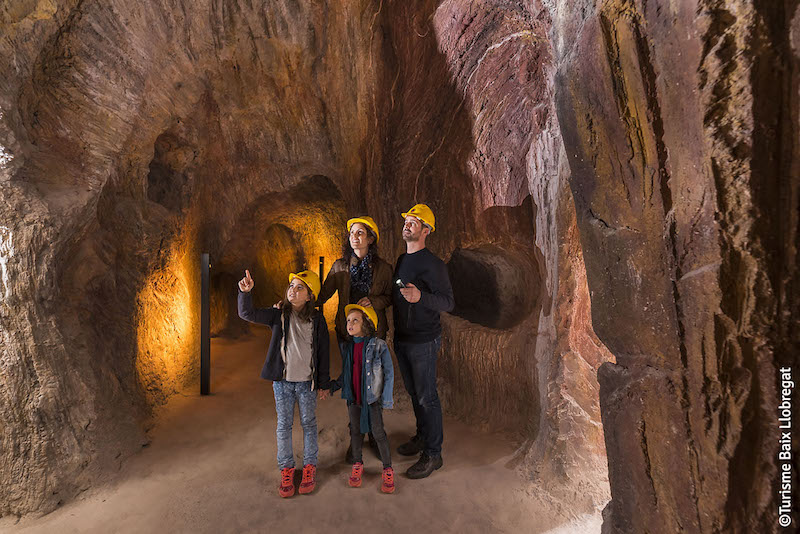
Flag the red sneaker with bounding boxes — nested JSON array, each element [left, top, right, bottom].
[[278, 467, 295, 498], [381, 466, 395, 493], [349, 462, 363, 488], [298, 464, 317, 494]]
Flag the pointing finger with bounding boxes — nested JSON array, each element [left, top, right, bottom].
[[245, 269, 252, 280]]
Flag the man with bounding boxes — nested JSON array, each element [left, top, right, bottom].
[[393, 203, 454, 479]]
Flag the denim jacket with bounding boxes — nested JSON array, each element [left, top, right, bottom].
[[332, 337, 394, 409]]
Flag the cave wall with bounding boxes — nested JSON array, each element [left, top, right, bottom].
[[0, 0, 384, 515], [3, 0, 791, 530], [1, 0, 613, 518], [548, 0, 799, 532], [364, 0, 614, 511]]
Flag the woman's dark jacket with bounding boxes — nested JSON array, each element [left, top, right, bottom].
[[237, 290, 331, 391], [317, 256, 393, 339]]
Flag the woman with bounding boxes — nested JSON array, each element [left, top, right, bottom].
[[318, 216, 393, 342], [318, 216, 393, 462]]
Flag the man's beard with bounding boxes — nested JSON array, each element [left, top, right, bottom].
[[402, 231, 419, 242]]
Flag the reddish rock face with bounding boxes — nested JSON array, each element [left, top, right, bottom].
[[0, 0, 794, 531], [552, 0, 799, 532]]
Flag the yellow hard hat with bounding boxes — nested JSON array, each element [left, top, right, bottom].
[[344, 304, 378, 331], [401, 203, 436, 232], [347, 216, 380, 242], [288, 270, 321, 300]]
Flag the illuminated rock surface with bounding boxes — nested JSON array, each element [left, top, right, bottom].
[[0, 1, 796, 532]]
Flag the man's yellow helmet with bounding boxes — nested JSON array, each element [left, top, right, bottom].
[[401, 204, 436, 232]]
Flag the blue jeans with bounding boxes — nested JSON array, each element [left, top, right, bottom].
[[395, 337, 443, 456], [273, 380, 318, 468]]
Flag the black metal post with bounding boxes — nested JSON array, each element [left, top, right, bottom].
[[200, 252, 210, 395], [318, 256, 324, 312]]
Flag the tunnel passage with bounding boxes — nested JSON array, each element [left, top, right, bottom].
[[258, 223, 308, 304], [438, 241, 545, 441], [210, 223, 309, 337], [0, 0, 617, 525], [210, 174, 346, 333], [0, 0, 787, 530], [447, 245, 539, 329]]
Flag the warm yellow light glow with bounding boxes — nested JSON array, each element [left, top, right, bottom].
[[135, 234, 199, 405], [257, 201, 343, 326]]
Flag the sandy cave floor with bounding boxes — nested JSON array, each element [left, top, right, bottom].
[[1, 332, 602, 534]]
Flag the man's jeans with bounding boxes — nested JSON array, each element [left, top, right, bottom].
[[395, 337, 443, 456], [273, 380, 318, 468]]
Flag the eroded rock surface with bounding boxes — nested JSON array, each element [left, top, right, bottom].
[[1, 0, 385, 515], [550, 0, 799, 531], [1, 0, 793, 531]]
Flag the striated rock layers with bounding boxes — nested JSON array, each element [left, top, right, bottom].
[[0, 0, 794, 531], [550, 0, 799, 532], [1, 0, 384, 516], [0, 0, 612, 519]]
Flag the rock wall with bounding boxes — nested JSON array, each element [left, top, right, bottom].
[[0, 0, 383, 515], [3, 0, 790, 530], [1, 0, 613, 518], [549, 0, 799, 531], [369, 0, 614, 512]]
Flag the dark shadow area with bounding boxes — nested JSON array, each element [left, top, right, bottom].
[[447, 245, 539, 329], [147, 131, 196, 213], [210, 271, 249, 338]]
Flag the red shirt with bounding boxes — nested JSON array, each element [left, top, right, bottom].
[[352, 341, 365, 406]]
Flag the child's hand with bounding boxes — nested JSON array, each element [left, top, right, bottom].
[[318, 389, 330, 400], [238, 270, 254, 292]]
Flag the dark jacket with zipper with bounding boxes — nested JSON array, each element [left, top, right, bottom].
[[317, 255, 393, 339], [237, 290, 331, 390]]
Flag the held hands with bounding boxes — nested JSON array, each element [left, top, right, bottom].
[[399, 282, 421, 303], [318, 389, 330, 400], [238, 269, 254, 292]]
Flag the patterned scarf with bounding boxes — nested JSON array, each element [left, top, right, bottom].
[[349, 251, 373, 294]]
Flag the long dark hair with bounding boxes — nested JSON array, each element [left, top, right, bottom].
[[281, 281, 315, 322], [342, 225, 379, 262]]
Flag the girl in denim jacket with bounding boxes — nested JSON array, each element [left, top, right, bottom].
[[331, 304, 395, 493]]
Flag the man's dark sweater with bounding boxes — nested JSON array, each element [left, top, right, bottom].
[[392, 247, 454, 343]]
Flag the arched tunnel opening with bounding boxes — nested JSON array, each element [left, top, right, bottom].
[[1, 1, 795, 533]]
